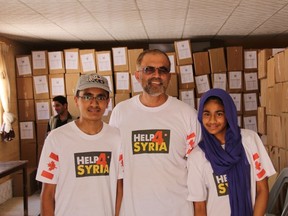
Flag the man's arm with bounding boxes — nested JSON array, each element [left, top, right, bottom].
[[115, 179, 123, 216], [40, 183, 56, 216], [253, 177, 269, 216]]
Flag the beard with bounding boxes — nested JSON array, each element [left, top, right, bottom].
[[143, 78, 166, 96]]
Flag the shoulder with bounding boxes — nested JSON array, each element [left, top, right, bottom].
[[113, 96, 136, 111], [188, 145, 206, 163], [241, 128, 260, 142], [104, 123, 120, 134], [168, 96, 198, 114]]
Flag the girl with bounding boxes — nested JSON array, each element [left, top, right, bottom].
[[187, 88, 275, 216]]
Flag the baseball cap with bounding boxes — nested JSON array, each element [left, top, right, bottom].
[[75, 74, 111, 95]]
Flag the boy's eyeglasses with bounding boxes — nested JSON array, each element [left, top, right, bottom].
[[141, 66, 170, 75], [78, 95, 108, 102]]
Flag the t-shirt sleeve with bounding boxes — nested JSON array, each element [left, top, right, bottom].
[[118, 151, 124, 179], [36, 135, 59, 184], [185, 110, 202, 158], [245, 130, 276, 181]]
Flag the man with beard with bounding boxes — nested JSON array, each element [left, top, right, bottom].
[[109, 49, 201, 216], [47, 95, 76, 134]]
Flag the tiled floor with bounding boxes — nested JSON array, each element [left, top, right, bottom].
[[0, 191, 40, 216]]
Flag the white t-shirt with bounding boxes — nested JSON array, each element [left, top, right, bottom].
[[109, 95, 201, 216], [36, 121, 123, 216], [187, 129, 276, 216]]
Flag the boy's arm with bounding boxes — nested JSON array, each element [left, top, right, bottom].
[[194, 201, 207, 216], [40, 183, 56, 216]]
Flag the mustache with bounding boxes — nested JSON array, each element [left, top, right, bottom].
[[148, 78, 163, 85]]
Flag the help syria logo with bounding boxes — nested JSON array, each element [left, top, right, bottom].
[[74, 152, 111, 177], [132, 129, 170, 154]]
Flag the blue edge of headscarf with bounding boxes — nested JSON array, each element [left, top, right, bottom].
[[198, 88, 253, 216]]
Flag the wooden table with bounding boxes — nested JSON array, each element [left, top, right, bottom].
[[0, 160, 28, 216]]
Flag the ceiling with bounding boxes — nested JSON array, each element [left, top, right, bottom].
[[1, 0, 288, 47]]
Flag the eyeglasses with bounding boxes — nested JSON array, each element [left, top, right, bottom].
[[141, 66, 170, 75], [78, 94, 108, 102]]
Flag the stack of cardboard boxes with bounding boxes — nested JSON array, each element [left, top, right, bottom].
[[257, 48, 288, 174]]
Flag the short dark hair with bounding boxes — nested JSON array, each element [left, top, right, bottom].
[[136, 49, 171, 71], [53, 95, 67, 105]]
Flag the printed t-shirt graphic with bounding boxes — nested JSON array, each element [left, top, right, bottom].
[[75, 151, 112, 177], [132, 129, 170, 154], [213, 173, 229, 196]]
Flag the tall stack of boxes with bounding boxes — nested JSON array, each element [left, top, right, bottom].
[[174, 40, 196, 108], [257, 48, 288, 173]]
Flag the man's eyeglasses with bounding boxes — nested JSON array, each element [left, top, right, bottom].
[[141, 66, 170, 75], [78, 94, 108, 102]]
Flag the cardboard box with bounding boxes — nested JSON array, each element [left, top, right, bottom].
[[269, 146, 279, 173], [112, 47, 129, 72], [228, 71, 243, 93], [243, 92, 258, 114], [67, 95, 79, 118], [35, 99, 51, 123], [114, 72, 131, 94], [18, 99, 35, 121], [64, 48, 80, 73], [166, 73, 178, 97], [192, 51, 210, 75], [257, 49, 272, 79], [48, 51, 65, 74], [177, 65, 195, 89], [260, 79, 267, 107], [284, 48, 288, 82], [17, 77, 34, 99], [208, 47, 227, 73], [237, 115, 243, 128], [274, 51, 285, 83], [32, 50, 49, 75], [128, 49, 143, 74], [48, 74, 66, 98], [166, 52, 177, 74], [266, 87, 275, 116], [179, 89, 196, 109], [130, 74, 142, 96], [102, 97, 114, 124], [274, 83, 283, 116], [36, 122, 48, 147], [16, 55, 32, 77], [114, 93, 131, 105], [174, 40, 193, 65], [20, 142, 37, 167], [12, 167, 38, 197], [243, 115, 258, 133], [79, 49, 97, 74], [212, 73, 227, 90], [65, 73, 80, 96], [244, 49, 258, 71], [195, 74, 210, 97], [19, 121, 36, 143], [267, 57, 275, 88], [272, 116, 283, 148], [257, 107, 266, 135], [229, 93, 243, 114], [103, 75, 114, 97], [281, 113, 288, 149], [226, 46, 243, 71], [282, 82, 288, 113], [33, 75, 50, 99], [96, 51, 113, 75], [244, 72, 259, 92]]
